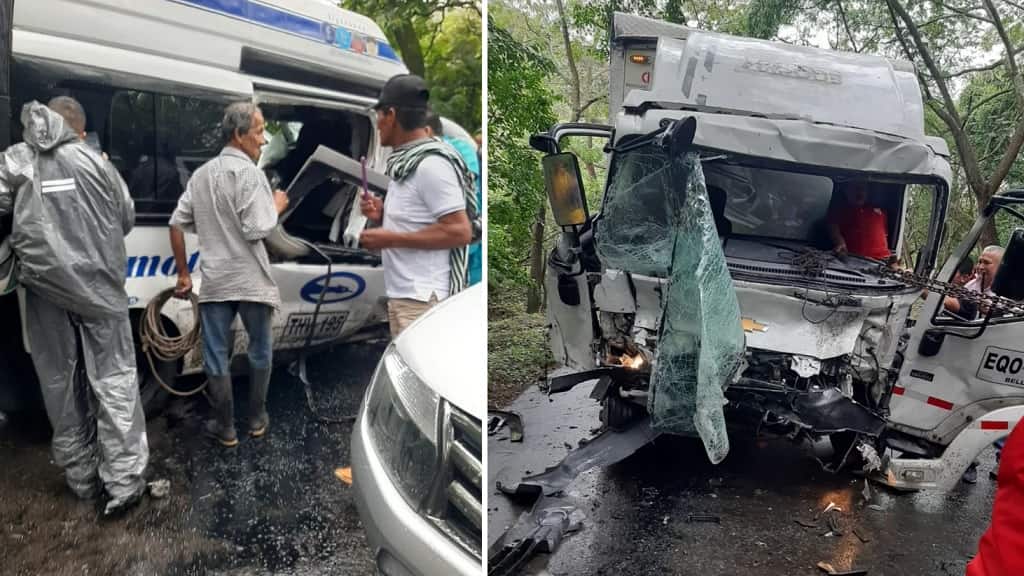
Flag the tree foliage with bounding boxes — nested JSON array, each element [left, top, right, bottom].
[[488, 15, 558, 284], [340, 0, 481, 132]]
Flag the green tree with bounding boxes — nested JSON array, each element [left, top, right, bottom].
[[340, 0, 481, 132], [487, 16, 558, 289]]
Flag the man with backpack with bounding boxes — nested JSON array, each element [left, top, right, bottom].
[[359, 74, 475, 336]]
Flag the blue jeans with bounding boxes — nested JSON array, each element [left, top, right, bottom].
[[199, 302, 273, 377]]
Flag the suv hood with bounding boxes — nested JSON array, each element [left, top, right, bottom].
[[394, 285, 485, 421]]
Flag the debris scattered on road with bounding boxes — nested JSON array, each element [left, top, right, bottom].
[[488, 410, 524, 443], [335, 467, 352, 485], [867, 504, 885, 512], [496, 417, 661, 498], [488, 498, 585, 576], [817, 561, 868, 576], [686, 513, 720, 524], [147, 479, 170, 499], [858, 443, 882, 473], [795, 518, 819, 529], [861, 479, 872, 503], [853, 528, 871, 543], [662, 515, 670, 525]]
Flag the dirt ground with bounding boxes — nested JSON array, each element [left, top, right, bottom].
[[0, 343, 383, 576], [0, 414, 230, 576]]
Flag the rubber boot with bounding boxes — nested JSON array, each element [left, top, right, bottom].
[[204, 375, 238, 447], [248, 367, 271, 438]]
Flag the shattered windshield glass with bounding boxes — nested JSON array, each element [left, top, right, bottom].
[[596, 147, 746, 464]]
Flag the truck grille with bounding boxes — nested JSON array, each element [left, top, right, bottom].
[[429, 404, 482, 558], [729, 261, 867, 284]]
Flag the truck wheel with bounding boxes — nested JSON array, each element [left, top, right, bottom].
[[602, 394, 643, 431]]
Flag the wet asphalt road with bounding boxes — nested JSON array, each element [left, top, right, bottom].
[[0, 342, 385, 576], [489, 384, 998, 576]]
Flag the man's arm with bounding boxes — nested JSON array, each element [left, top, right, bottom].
[[169, 225, 192, 298], [360, 210, 472, 250], [168, 182, 196, 298], [0, 145, 32, 216]]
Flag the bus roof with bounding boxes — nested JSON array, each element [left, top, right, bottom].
[[14, 0, 408, 96]]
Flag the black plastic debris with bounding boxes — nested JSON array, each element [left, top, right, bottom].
[[488, 497, 585, 576], [686, 513, 720, 524], [817, 562, 868, 576], [488, 410, 524, 443], [497, 416, 661, 498]]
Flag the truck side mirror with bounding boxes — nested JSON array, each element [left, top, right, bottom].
[[992, 228, 1024, 300], [655, 116, 697, 158], [542, 153, 588, 227]]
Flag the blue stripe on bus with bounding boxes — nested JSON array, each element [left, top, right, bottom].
[[169, 0, 403, 63]]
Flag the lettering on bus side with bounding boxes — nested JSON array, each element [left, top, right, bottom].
[[125, 251, 199, 278]]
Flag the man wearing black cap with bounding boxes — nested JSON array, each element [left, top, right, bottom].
[[360, 74, 476, 336]]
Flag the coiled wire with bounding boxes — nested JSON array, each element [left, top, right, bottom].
[[139, 287, 207, 396]]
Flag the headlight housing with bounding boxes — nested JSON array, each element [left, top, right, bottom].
[[363, 344, 483, 558], [365, 346, 441, 509]]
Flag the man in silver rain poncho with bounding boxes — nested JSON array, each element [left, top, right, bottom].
[[0, 98, 147, 516]]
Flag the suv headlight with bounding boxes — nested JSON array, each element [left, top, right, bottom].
[[365, 346, 440, 509]]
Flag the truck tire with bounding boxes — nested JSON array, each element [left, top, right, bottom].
[[602, 394, 644, 431]]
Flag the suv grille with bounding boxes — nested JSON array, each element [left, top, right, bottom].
[[429, 404, 482, 558]]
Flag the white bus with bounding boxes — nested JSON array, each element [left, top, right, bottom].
[[0, 0, 408, 415]]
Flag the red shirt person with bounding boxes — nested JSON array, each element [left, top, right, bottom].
[[828, 181, 891, 260], [968, 420, 1024, 576]]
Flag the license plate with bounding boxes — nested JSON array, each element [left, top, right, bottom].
[[280, 311, 350, 345]]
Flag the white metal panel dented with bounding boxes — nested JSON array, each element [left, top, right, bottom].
[[618, 23, 923, 140]]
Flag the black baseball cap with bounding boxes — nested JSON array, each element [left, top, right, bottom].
[[374, 74, 430, 110]]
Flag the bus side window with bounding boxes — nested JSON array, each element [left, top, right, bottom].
[[109, 91, 222, 217]]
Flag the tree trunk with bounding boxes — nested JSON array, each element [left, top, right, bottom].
[[527, 204, 546, 313], [390, 20, 426, 77], [554, 0, 581, 120]]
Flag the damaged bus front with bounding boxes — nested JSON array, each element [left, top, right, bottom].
[[527, 13, 1024, 487]]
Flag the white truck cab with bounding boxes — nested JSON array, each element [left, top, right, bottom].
[[532, 13, 1024, 491], [0, 0, 406, 414]]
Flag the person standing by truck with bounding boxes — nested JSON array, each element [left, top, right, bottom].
[[0, 97, 147, 517], [169, 102, 289, 448], [359, 74, 474, 335]]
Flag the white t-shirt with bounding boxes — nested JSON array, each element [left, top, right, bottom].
[[382, 155, 466, 301]]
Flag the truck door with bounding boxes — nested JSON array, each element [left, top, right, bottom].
[[892, 194, 1024, 446], [530, 123, 612, 371]]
